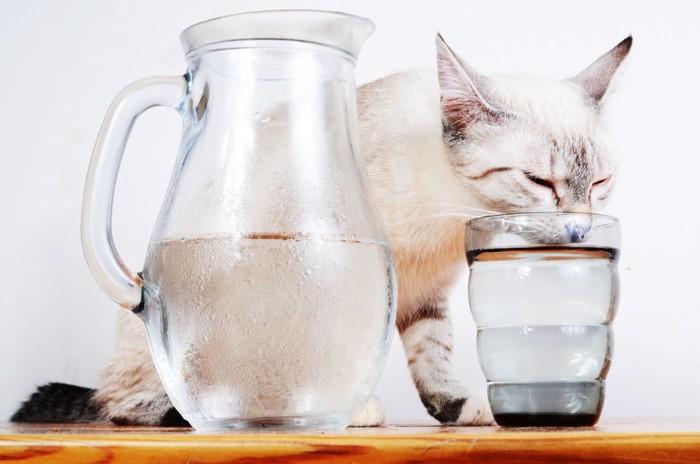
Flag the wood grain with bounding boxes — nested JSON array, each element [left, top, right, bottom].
[[2, 419, 700, 463]]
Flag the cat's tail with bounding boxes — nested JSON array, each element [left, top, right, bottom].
[[11, 383, 103, 423]]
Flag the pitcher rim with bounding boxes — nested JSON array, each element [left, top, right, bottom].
[[180, 9, 375, 60]]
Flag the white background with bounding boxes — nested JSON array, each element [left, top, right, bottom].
[[2, 0, 699, 423]]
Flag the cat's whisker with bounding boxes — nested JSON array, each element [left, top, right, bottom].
[[407, 211, 486, 223], [432, 212, 483, 219], [431, 203, 501, 214], [423, 203, 503, 215]]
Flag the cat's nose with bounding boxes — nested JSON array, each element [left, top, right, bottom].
[[565, 219, 591, 243]]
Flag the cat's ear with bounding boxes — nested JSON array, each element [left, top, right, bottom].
[[436, 33, 501, 135], [572, 36, 632, 105]]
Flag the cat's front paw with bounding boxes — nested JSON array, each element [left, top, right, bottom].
[[454, 392, 494, 426], [349, 396, 385, 427], [421, 391, 494, 426]]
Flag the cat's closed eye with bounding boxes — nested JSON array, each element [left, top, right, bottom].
[[592, 177, 611, 187], [525, 173, 555, 191], [590, 176, 612, 201]]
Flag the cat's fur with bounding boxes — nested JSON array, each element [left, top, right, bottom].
[[12, 34, 631, 426]]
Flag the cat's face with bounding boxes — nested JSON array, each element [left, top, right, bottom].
[[454, 77, 616, 215], [437, 35, 631, 227]]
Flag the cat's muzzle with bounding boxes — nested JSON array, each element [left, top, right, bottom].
[[565, 217, 592, 243]]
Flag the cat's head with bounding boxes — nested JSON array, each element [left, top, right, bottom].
[[437, 35, 632, 225]]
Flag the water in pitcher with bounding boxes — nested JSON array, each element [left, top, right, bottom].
[[467, 246, 618, 426], [140, 234, 395, 429]]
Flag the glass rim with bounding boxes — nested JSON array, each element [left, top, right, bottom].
[[180, 9, 375, 59], [467, 212, 619, 232]]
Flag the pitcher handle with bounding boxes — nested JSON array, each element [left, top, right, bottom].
[[81, 76, 187, 310]]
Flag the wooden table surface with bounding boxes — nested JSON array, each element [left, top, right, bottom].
[[2, 419, 699, 463]]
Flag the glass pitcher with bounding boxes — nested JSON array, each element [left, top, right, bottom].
[[81, 10, 396, 430]]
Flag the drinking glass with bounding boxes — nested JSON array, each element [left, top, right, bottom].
[[466, 213, 620, 426]]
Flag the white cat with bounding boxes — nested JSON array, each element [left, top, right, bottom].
[[356, 34, 631, 425], [12, 34, 631, 426]]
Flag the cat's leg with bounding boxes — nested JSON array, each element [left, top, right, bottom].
[[399, 297, 494, 425], [349, 395, 385, 427], [94, 311, 189, 426], [94, 369, 186, 426], [11, 311, 186, 426]]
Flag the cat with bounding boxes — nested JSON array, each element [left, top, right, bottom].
[[12, 33, 632, 426], [355, 34, 631, 424]]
